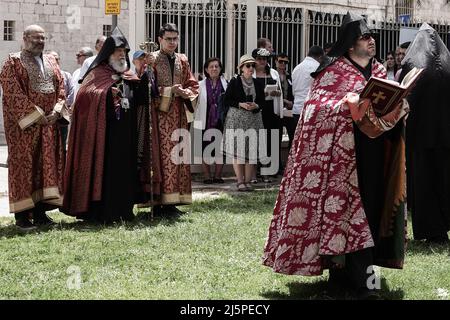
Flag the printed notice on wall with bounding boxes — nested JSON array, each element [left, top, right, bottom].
[[105, 0, 121, 15]]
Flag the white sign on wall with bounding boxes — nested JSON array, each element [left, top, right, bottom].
[[399, 27, 420, 45]]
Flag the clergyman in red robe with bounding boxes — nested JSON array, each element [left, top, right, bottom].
[[263, 13, 410, 299], [147, 23, 199, 216], [0, 25, 66, 231]]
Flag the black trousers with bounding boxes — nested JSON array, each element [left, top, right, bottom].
[[339, 124, 386, 290], [283, 114, 300, 152]]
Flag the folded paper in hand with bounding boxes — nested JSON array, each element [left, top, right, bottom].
[[264, 84, 279, 101], [360, 67, 423, 116]]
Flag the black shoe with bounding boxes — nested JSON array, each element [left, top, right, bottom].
[[15, 218, 37, 232], [327, 269, 350, 296], [203, 179, 214, 184], [213, 178, 225, 184], [426, 236, 449, 245], [164, 205, 186, 216], [355, 288, 382, 300], [33, 214, 56, 227], [151, 205, 164, 217]]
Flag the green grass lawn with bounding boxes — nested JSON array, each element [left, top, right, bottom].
[[0, 189, 449, 300]]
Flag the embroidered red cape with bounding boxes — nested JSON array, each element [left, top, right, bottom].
[[0, 52, 65, 213], [263, 57, 406, 276], [62, 64, 117, 215]]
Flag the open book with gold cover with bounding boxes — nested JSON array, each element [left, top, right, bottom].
[[360, 67, 423, 116]]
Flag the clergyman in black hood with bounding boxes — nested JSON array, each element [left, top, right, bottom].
[[400, 23, 450, 244], [63, 27, 152, 223]]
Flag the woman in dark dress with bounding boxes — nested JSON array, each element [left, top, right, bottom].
[[252, 48, 283, 182], [193, 58, 228, 184], [222, 55, 267, 191]]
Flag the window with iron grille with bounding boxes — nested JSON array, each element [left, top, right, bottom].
[[3, 20, 15, 41], [103, 24, 112, 37], [395, 0, 414, 23]]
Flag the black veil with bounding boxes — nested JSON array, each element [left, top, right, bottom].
[[400, 23, 450, 149], [79, 27, 131, 84]]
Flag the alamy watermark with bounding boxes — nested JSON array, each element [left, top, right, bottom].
[[366, 265, 381, 290], [170, 123, 280, 176], [66, 265, 82, 290]]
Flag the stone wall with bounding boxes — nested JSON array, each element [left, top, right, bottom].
[[0, 0, 130, 145], [0, 0, 130, 74]]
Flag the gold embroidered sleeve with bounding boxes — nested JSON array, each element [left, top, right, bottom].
[[0, 56, 46, 130], [355, 99, 410, 138], [180, 54, 199, 100]]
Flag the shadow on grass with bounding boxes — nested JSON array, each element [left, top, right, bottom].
[[406, 239, 450, 256], [0, 190, 278, 238], [0, 209, 191, 239], [190, 190, 277, 215], [261, 278, 405, 300]]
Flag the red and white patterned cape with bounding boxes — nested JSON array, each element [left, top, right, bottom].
[[262, 57, 387, 276]]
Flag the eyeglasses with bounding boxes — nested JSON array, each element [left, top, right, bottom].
[[244, 63, 255, 68], [277, 60, 289, 64], [359, 34, 374, 41], [163, 36, 179, 43], [76, 54, 87, 58], [27, 35, 47, 41]]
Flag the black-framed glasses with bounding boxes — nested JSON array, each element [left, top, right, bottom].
[[27, 35, 47, 41], [76, 54, 86, 58], [244, 63, 255, 68], [277, 60, 289, 64], [163, 36, 179, 42]]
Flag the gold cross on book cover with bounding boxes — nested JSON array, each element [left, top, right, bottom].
[[360, 67, 424, 116]]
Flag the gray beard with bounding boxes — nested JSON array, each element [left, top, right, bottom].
[[109, 57, 128, 73], [24, 45, 43, 56]]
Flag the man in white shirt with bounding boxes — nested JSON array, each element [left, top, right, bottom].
[[75, 36, 106, 87], [290, 45, 324, 138], [71, 47, 93, 93]]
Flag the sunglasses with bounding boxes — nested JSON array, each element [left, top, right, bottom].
[[277, 60, 289, 64], [244, 63, 255, 68], [360, 34, 374, 41]]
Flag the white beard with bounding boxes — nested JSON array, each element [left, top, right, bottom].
[[109, 57, 128, 73]]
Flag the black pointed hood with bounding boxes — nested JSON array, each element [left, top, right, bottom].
[[311, 12, 375, 78], [327, 12, 373, 58], [399, 23, 450, 149], [79, 27, 131, 83], [400, 23, 450, 74]]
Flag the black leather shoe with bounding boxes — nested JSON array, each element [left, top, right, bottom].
[[33, 214, 56, 227], [16, 218, 37, 231], [164, 205, 186, 216], [355, 288, 382, 300], [327, 269, 350, 296], [426, 236, 449, 245]]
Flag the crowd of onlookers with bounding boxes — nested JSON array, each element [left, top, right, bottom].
[[52, 36, 412, 191]]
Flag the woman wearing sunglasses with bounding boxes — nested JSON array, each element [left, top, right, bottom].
[[222, 55, 266, 192]]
